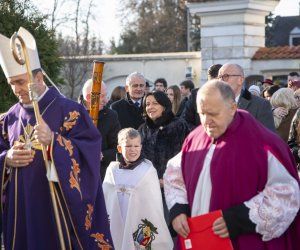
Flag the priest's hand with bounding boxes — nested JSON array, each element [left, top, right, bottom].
[[6, 143, 34, 168], [34, 118, 52, 146], [213, 216, 229, 238], [172, 213, 190, 238], [159, 178, 164, 188]]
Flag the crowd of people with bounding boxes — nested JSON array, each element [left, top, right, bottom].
[[0, 27, 300, 250], [247, 72, 300, 165]]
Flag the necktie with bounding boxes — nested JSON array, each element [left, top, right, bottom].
[[134, 102, 140, 108]]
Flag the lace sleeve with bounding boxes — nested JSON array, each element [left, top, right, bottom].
[[244, 151, 300, 241], [163, 152, 188, 210]]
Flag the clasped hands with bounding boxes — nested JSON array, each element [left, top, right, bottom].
[[172, 213, 229, 239], [6, 118, 52, 168], [273, 107, 288, 118]]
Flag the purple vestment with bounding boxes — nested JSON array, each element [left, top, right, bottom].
[[181, 110, 300, 250], [0, 87, 113, 249]]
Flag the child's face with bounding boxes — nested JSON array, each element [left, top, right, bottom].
[[118, 137, 142, 162]]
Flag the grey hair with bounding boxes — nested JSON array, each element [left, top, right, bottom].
[[197, 80, 236, 107], [270, 88, 298, 110], [125, 72, 145, 86], [82, 79, 106, 101], [118, 128, 141, 145], [270, 88, 298, 128]]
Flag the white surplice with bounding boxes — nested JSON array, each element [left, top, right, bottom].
[[164, 150, 300, 241], [103, 159, 173, 250]]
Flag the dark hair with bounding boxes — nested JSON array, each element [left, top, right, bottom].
[[207, 64, 222, 79], [166, 85, 181, 114], [262, 85, 280, 98], [180, 80, 195, 91], [32, 68, 42, 77], [289, 72, 299, 77], [110, 86, 126, 102], [143, 91, 174, 127], [154, 78, 167, 88]]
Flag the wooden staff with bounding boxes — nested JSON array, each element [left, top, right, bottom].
[[10, 32, 66, 250], [89, 60, 105, 127]]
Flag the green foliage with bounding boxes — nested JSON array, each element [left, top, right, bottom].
[[0, 83, 17, 113], [265, 12, 276, 47], [0, 0, 62, 112]]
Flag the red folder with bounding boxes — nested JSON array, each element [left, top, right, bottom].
[[179, 210, 233, 250]]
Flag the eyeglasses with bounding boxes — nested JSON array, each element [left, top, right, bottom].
[[218, 74, 241, 81], [130, 84, 145, 88]]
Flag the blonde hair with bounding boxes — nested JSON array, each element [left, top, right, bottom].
[[270, 88, 298, 128], [118, 128, 141, 145], [270, 88, 298, 110], [294, 88, 300, 97]]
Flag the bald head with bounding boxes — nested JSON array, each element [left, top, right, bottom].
[[197, 80, 235, 108], [197, 80, 237, 139], [218, 63, 245, 96]]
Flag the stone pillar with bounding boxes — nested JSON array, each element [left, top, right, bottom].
[[186, 0, 279, 84]]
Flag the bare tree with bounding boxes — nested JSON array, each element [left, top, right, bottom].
[[48, 0, 103, 100], [49, 0, 70, 31], [112, 0, 200, 54]]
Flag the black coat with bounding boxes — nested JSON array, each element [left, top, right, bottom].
[[180, 88, 199, 130], [111, 93, 144, 129], [176, 97, 188, 117], [97, 107, 121, 179], [181, 88, 275, 132], [139, 116, 189, 179]]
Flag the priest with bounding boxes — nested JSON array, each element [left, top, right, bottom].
[[0, 27, 113, 249], [164, 80, 300, 250]]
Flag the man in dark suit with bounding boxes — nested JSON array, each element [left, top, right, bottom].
[[181, 64, 222, 129], [111, 72, 145, 129], [182, 63, 275, 132], [82, 80, 121, 179], [177, 79, 195, 117], [218, 63, 275, 131]]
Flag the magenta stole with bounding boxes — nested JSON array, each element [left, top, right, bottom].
[[181, 110, 300, 250]]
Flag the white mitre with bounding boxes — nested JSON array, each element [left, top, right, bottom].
[[0, 27, 41, 78]]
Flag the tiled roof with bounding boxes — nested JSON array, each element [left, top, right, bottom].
[[252, 46, 300, 60]]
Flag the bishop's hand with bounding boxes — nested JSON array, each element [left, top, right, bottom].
[[34, 118, 52, 146], [6, 143, 34, 168]]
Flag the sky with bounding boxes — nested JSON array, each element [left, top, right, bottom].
[[35, 0, 299, 49]]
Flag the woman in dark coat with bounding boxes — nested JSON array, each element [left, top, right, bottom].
[[138, 91, 189, 222]]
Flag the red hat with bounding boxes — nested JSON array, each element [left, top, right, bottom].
[[262, 79, 273, 85]]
